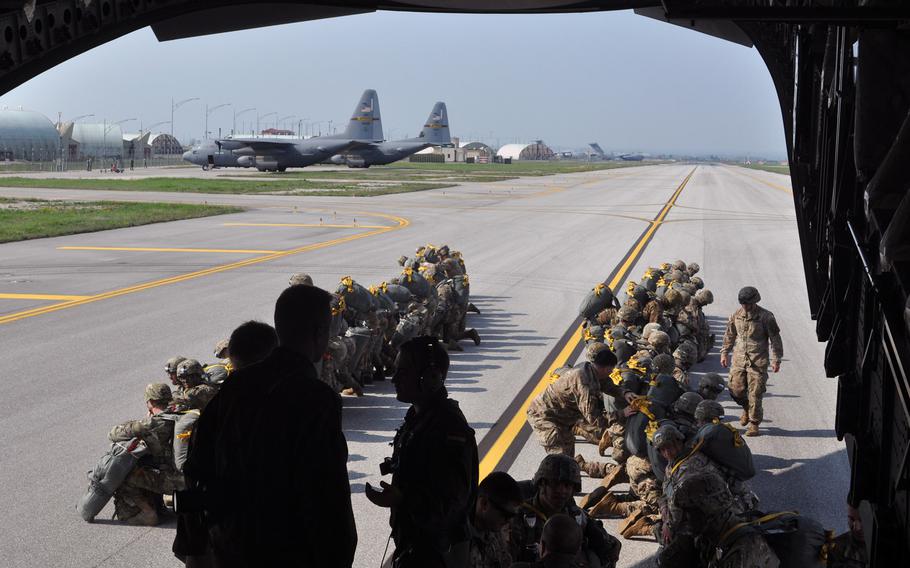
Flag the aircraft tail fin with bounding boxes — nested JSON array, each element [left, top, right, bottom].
[[417, 102, 450, 145], [343, 89, 383, 141]]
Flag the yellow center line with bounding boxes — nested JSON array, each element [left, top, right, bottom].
[[0, 212, 409, 326], [223, 222, 391, 229], [0, 293, 91, 301], [478, 168, 695, 479], [59, 246, 281, 254]]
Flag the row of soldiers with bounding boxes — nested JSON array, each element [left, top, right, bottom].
[[94, 243, 481, 525], [523, 261, 865, 567]]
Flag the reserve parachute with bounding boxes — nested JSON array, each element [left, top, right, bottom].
[[579, 283, 618, 320], [76, 438, 149, 522], [694, 420, 756, 480]]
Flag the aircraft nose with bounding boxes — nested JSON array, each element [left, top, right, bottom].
[[182, 151, 193, 162]]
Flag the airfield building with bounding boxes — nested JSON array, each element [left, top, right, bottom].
[[0, 108, 60, 161], [496, 140, 554, 161]]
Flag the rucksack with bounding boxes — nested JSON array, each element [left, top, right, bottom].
[[76, 438, 149, 522], [336, 277, 374, 315], [719, 511, 828, 568], [579, 283, 617, 320], [173, 410, 201, 473], [695, 421, 756, 480]]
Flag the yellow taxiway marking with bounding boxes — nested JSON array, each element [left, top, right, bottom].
[[59, 246, 281, 254], [478, 167, 696, 479], [0, 212, 409, 326], [223, 222, 390, 229], [0, 293, 91, 301], [726, 166, 793, 195]]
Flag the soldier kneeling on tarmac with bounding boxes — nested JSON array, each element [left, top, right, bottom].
[[509, 454, 621, 567], [109, 383, 185, 526]]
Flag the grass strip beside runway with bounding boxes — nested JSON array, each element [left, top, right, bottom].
[[0, 177, 452, 196], [0, 198, 241, 243]]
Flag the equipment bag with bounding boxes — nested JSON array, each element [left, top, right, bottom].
[[579, 283, 617, 320], [695, 421, 756, 480], [647, 374, 685, 411], [399, 268, 431, 298], [337, 277, 374, 315], [77, 438, 149, 522], [173, 410, 201, 473], [719, 511, 828, 568], [624, 412, 651, 458]]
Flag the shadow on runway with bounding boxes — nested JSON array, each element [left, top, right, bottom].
[[757, 426, 835, 438]]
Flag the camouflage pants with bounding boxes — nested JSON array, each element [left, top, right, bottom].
[[712, 533, 780, 568], [527, 414, 574, 456], [626, 455, 660, 515], [574, 419, 604, 445], [113, 466, 184, 521], [609, 422, 629, 464], [728, 362, 768, 424]]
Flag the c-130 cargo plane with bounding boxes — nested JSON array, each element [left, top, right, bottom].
[[182, 90, 450, 171]]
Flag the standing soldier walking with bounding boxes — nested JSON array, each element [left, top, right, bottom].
[[720, 286, 783, 437]]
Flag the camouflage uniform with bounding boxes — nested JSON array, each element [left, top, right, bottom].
[[109, 384, 184, 523], [721, 305, 783, 425], [468, 523, 512, 568], [527, 362, 612, 456], [625, 454, 661, 516], [171, 359, 217, 412], [826, 532, 866, 567]]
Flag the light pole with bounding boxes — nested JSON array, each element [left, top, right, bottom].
[[143, 120, 171, 133], [171, 97, 200, 139], [297, 117, 309, 138], [205, 103, 231, 140], [104, 118, 136, 162], [67, 113, 94, 123], [233, 107, 255, 135], [257, 112, 276, 136], [278, 115, 296, 132]]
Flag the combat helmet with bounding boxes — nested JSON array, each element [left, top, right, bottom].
[[652, 353, 676, 375], [673, 392, 704, 417], [213, 339, 230, 359], [176, 359, 205, 385], [686, 262, 700, 277], [695, 400, 725, 423], [738, 286, 761, 304], [165, 356, 187, 375], [698, 373, 725, 399], [145, 383, 172, 404], [673, 346, 693, 368], [674, 472, 734, 515], [617, 306, 640, 323], [672, 260, 687, 272], [585, 341, 610, 363], [648, 330, 670, 351], [533, 454, 582, 492], [664, 288, 682, 308], [652, 422, 685, 450], [694, 289, 714, 306], [690, 276, 704, 290], [641, 322, 662, 341], [289, 273, 314, 287]]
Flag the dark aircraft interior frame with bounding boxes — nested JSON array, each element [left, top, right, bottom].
[[1, 1, 909, 564]]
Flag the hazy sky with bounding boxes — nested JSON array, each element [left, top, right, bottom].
[[0, 10, 787, 158]]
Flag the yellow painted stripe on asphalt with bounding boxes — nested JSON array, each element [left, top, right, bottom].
[[59, 246, 281, 254], [477, 168, 695, 479], [0, 212, 409, 326], [727, 166, 793, 195], [223, 222, 390, 229], [0, 293, 91, 301]]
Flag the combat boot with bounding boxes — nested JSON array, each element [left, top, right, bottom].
[[589, 492, 636, 519], [467, 302, 481, 314], [617, 508, 645, 536], [740, 410, 749, 426], [445, 339, 464, 352], [579, 486, 608, 511], [620, 514, 656, 539], [467, 328, 481, 346], [746, 423, 760, 437], [341, 386, 364, 397], [125, 500, 159, 526], [599, 463, 629, 489], [598, 430, 613, 456]]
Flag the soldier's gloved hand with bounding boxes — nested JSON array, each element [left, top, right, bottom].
[[365, 481, 403, 509], [623, 406, 637, 418], [623, 392, 638, 405], [771, 361, 780, 373], [720, 353, 729, 368]]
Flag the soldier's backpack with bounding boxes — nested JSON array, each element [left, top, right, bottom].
[[694, 420, 756, 480], [76, 438, 149, 522], [398, 268, 431, 298], [336, 277, 374, 315], [173, 410, 201, 473], [391, 316, 421, 348], [579, 283, 617, 320], [719, 511, 828, 568], [624, 411, 651, 458], [647, 374, 686, 411]]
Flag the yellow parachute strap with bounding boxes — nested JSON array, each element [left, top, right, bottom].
[[669, 438, 705, 476], [628, 355, 648, 374], [402, 267, 414, 283], [369, 285, 380, 296], [341, 276, 354, 292], [630, 398, 656, 421], [462, 275, 470, 285], [225, 361, 234, 374], [626, 281, 636, 295], [643, 269, 653, 279], [657, 277, 667, 288], [548, 370, 562, 384], [819, 530, 837, 562], [593, 283, 606, 297], [583, 328, 596, 342], [645, 419, 660, 442], [605, 332, 615, 349], [660, 262, 671, 270], [711, 418, 745, 447], [174, 409, 201, 440], [381, 281, 389, 293], [610, 367, 623, 386], [418, 264, 428, 272], [718, 511, 800, 547], [332, 296, 347, 316], [520, 502, 549, 522]]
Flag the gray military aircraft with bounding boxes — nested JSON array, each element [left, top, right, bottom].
[[182, 89, 383, 171], [328, 102, 451, 168]]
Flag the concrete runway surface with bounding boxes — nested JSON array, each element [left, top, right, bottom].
[[0, 164, 849, 567]]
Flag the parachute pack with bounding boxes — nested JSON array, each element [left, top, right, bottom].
[[695, 420, 756, 480], [76, 438, 149, 522], [398, 268, 432, 298], [337, 277, 374, 315], [173, 410, 201, 473], [579, 283, 617, 320], [718, 511, 829, 568]]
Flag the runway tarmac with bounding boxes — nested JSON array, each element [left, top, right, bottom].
[[0, 164, 849, 567]]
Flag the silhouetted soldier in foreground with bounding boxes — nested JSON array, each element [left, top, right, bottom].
[[367, 336, 479, 568], [182, 285, 357, 567], [509, 513, 585, 568]]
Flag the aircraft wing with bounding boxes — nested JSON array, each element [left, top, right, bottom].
[[218, 138, 296, 152]]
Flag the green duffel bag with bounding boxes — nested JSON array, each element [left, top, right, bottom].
[[579, 283, 617, 320]]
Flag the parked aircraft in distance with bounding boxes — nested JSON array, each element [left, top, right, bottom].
[[328, 102, 451, 168]]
